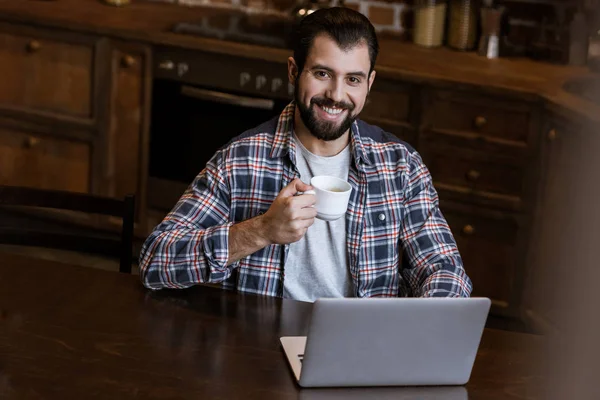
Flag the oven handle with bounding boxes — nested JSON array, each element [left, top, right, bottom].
[[181, 86, 275, 110]]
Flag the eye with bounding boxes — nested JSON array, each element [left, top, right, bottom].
[[314, 70, 330, 79], [348, 76, 362, 85]]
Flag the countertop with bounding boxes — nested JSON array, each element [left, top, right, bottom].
[[0, 0, 598, 123]]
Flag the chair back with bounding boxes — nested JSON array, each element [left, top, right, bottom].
[[0, 185, 135, 273]]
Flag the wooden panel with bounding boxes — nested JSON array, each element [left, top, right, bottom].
[[442, 204, 521, 313], [423, 89, 535, 148], [0, 27, 93, 118], [361, 79, 411, 125], [522, 116, 585, 333], [104, 42, 151, 222], [0, 126, 90, 192], [423, 147, 526, 198], [108, 49, 142, 198]]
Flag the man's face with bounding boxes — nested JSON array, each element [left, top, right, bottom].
[[290, 34, 375, 141]]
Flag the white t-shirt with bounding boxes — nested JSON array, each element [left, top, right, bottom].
[[283, 134, 354, 302]]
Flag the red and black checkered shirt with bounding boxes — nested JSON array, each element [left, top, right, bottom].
[[139, 102, 472, 298]]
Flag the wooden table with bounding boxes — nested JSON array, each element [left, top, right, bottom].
[[0, 252, 548, 399]]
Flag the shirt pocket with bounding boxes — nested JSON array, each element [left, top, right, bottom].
[[359, 206, 404, 295]]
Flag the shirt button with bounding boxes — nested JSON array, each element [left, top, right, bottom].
[[378, 213, 386, 221]]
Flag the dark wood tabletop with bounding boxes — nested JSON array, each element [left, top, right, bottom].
[[0, 252, 548, 400]]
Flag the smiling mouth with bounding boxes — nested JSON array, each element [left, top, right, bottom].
[[317, 104, 346, 117]]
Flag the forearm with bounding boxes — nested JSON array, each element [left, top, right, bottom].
[[401, 205, 472, 298], [412, 259, 473, 298], [139, 223, 233, 290], [228, 215, 271, 265], [400, 153, 473, 298]]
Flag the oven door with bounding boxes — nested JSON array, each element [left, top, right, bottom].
[[148, 78, 289, 210]]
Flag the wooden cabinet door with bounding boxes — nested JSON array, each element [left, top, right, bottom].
[[441, 202, 525, 317], [100, 41, 151, 222], [0, 22, 96, 120], [522, 117, 584, 332], [0, 126, 91, 192]]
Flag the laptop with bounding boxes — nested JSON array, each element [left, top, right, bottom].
[[280, 297, 491, 388]]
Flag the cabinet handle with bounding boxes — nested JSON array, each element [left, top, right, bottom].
[[465, 169, 481, 182], [462, 224, 475, 235], [23, 136, 41, 149], [474, 116, 487, 129], [121, 54, 136, 68], [26, 40, 41, 53], [548, 129, 557, 141]]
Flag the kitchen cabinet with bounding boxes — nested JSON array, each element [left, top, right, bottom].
[[0, 22, 95, 120], [419, 86, 542, 318], [441, 201, 525, 314], [522, 113, 585, 333], [0, 126, 91, 192], [0, 21, 150, 224], [102, 42, 151, 222], [361, 78, 418, 146], [0, 2, 589, 328]]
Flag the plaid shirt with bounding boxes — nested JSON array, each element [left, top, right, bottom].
[[139, 102, 472, 298]]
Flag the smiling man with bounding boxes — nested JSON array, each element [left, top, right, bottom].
[[139, 7, 473, 301]]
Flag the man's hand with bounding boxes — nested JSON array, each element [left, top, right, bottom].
[[227, 179, 316, 265], [260, 178, 317, 244]]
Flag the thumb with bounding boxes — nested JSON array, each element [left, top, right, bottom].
[[280, 178, 313, 198]]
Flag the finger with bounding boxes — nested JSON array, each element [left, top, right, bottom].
[[279, 178, 307, 198], [292, 216, 316, 230], [296, 181, 314, 193], [293, 192, 317, 208], [297, 206, 317, 220]]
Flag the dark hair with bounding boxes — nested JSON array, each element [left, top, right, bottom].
[[291, 7, 379, 75]]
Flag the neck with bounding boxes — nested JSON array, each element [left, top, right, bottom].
[[293, 108, 350, 157]]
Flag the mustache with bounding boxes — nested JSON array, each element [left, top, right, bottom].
[[310, 97, 354, 111]]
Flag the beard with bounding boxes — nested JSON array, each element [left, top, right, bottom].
[[294, 83, 359, 142]]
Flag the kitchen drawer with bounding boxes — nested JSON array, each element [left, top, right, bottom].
[[441, 205, 522, 313], [0, 127, 91, 193], [422, 89, 537, 149], [424, 148, 525, 198], [361, 79, 412, 125], [0, 24, 94, 118]]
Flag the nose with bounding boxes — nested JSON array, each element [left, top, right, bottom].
[[325, 78, 344, 104]]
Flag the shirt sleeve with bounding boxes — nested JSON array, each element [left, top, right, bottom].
[[398, 151, 473, 298], [138, 153, 238, 290]]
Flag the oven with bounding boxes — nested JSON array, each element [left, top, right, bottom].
[[148, 46, 293, 210]]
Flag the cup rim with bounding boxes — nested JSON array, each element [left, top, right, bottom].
[[310, 175, 352, 194]]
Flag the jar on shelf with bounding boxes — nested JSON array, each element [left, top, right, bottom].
[[447, 0, 478, 50], [413, 0, 448, 48]]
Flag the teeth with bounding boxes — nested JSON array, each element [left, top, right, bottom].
[[322, 105, 343, 115]]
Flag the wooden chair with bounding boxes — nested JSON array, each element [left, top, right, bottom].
[[0, 185, 135, 273]]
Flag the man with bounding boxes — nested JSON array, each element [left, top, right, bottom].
[[139, 7, 472, 301]]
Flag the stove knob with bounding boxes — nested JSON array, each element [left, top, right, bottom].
[[177, 62, 189, 77], [240, 72, 251, 88], [271, 78, 282, 93], [256, 75, 267, 90]]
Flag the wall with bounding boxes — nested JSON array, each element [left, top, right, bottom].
[[149, 0, 595, 62]]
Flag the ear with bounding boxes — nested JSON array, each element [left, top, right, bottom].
[[288, 57, 299, 85], [368, 70, 376, 92]]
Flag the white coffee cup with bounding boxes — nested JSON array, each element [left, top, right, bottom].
[[304, 175, 352, 221]]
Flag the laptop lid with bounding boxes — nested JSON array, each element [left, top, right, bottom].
[[288, 297, 490, 388]]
